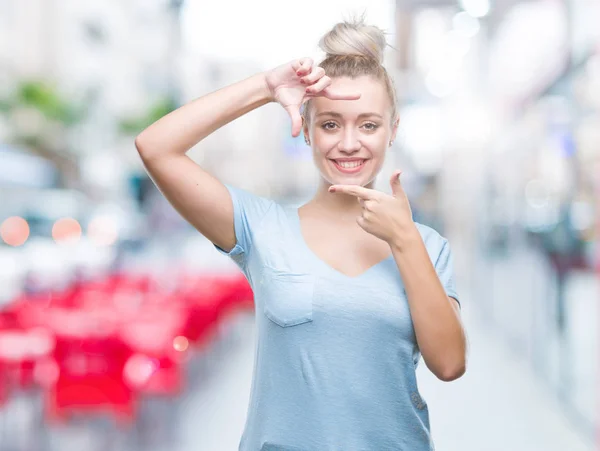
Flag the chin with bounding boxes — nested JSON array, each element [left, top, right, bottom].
[[330, 176, 366, 186], [326, 173, 375, 187]]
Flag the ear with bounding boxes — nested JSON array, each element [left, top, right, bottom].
[[302, 116, 311, 145], [390, 114, 400, 143]]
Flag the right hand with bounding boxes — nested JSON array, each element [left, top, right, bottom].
[[264, 58, 361, 137]]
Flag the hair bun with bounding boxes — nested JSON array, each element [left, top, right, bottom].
[[318, 16, 388, 65]]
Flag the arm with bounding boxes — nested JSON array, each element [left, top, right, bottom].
[[390, 233, 467, 381], [329, 173, 467, 382], [135, 58, 355, 252], [134, 73, 272, 252]]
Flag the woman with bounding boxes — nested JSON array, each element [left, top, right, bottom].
[[136, 18, 467, 451]]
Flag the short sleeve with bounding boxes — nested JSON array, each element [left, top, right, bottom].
[[214, 184, 274, 269], [434, 239, 460, 307]]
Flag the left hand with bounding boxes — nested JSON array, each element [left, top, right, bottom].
[[265, 58, 361, 137], [329, 170, 417, 246]]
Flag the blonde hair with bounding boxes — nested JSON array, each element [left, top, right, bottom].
[[303, 15, 398, 125]]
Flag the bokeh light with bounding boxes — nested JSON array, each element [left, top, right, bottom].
[[52, 218, 82, 244], [460, 0, 491, 18], [173, 336, 189, 352], [0, 216, 30, 247], [124, 354, 158, 387], [87, 215, 119, 246]]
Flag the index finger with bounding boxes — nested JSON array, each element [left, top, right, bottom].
[[329, 184, 377, 199], [292, 58, 313, 75]]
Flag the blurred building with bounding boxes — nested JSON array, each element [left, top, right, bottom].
[[0, 0, 187, 197], [392, 0, 599, 439], [1, 0, 183, 110]]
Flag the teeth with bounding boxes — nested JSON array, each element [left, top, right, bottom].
[[337, 160, 364, 169]]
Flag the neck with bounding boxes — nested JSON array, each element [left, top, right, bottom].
[[305, 178, 375, 220]]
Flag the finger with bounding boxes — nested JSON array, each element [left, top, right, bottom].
[[295, 58, 313, 76], [361, 199, 376, 211], [322, 87, 361, 101], [301, 67, 325, 85], [389, 170, 404, 197], [356, 215, 367, 230], [329, 184, 377, 200], [291, 58, 309, 72], [305, 76, 331, 96], [285, 105, 303, 137]]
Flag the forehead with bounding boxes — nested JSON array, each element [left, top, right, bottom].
[[310, 76, 391, 119]]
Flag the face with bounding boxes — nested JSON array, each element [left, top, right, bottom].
[[304, 75, 399, 188]]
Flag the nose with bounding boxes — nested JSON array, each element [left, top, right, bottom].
[[338, 128, 361, 154]]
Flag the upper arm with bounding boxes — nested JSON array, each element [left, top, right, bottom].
[[138, 152, 237, 252]]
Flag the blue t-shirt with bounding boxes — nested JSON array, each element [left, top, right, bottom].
[[216, 185, 459, 451]]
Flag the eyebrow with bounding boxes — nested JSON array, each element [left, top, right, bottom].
[[315, 111, 384, 120]]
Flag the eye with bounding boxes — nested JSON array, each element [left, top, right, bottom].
[[321, 121, 338, 130], [362, 122, 379, 131]]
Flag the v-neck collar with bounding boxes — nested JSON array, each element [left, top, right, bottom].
[[286, 206, 394, 280]]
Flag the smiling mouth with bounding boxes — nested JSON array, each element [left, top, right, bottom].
[[330, 159, 367, 173]]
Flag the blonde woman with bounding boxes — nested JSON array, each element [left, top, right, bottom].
[[136, 17, 467, 451]]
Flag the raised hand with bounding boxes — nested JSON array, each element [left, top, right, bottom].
[[329, 171, 418, 247], [264, 58, 361, 137]]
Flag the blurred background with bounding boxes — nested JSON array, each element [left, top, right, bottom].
[[0, 0, 598, 450]]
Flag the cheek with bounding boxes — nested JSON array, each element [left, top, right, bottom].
[[368, 144, 389, 171], [364, 134, 389, 156], [310, 134, 336, 158], [312, 131, 335, 146], [312, 147, 329, 165]]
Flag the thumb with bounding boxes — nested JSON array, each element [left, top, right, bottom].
[[285, 105, 302, 137], [390, 170, 403, 196]]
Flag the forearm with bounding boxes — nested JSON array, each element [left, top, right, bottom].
[[135, 72, 272, 161], [390, 230, 467, 381]]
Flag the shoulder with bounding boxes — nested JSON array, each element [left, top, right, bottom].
[[225, 184, 278, 223], [226, 184, 275, 209], [413, 221, 448, 245], [413, 221, 451, 261], [226, 184, 292, 226]]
